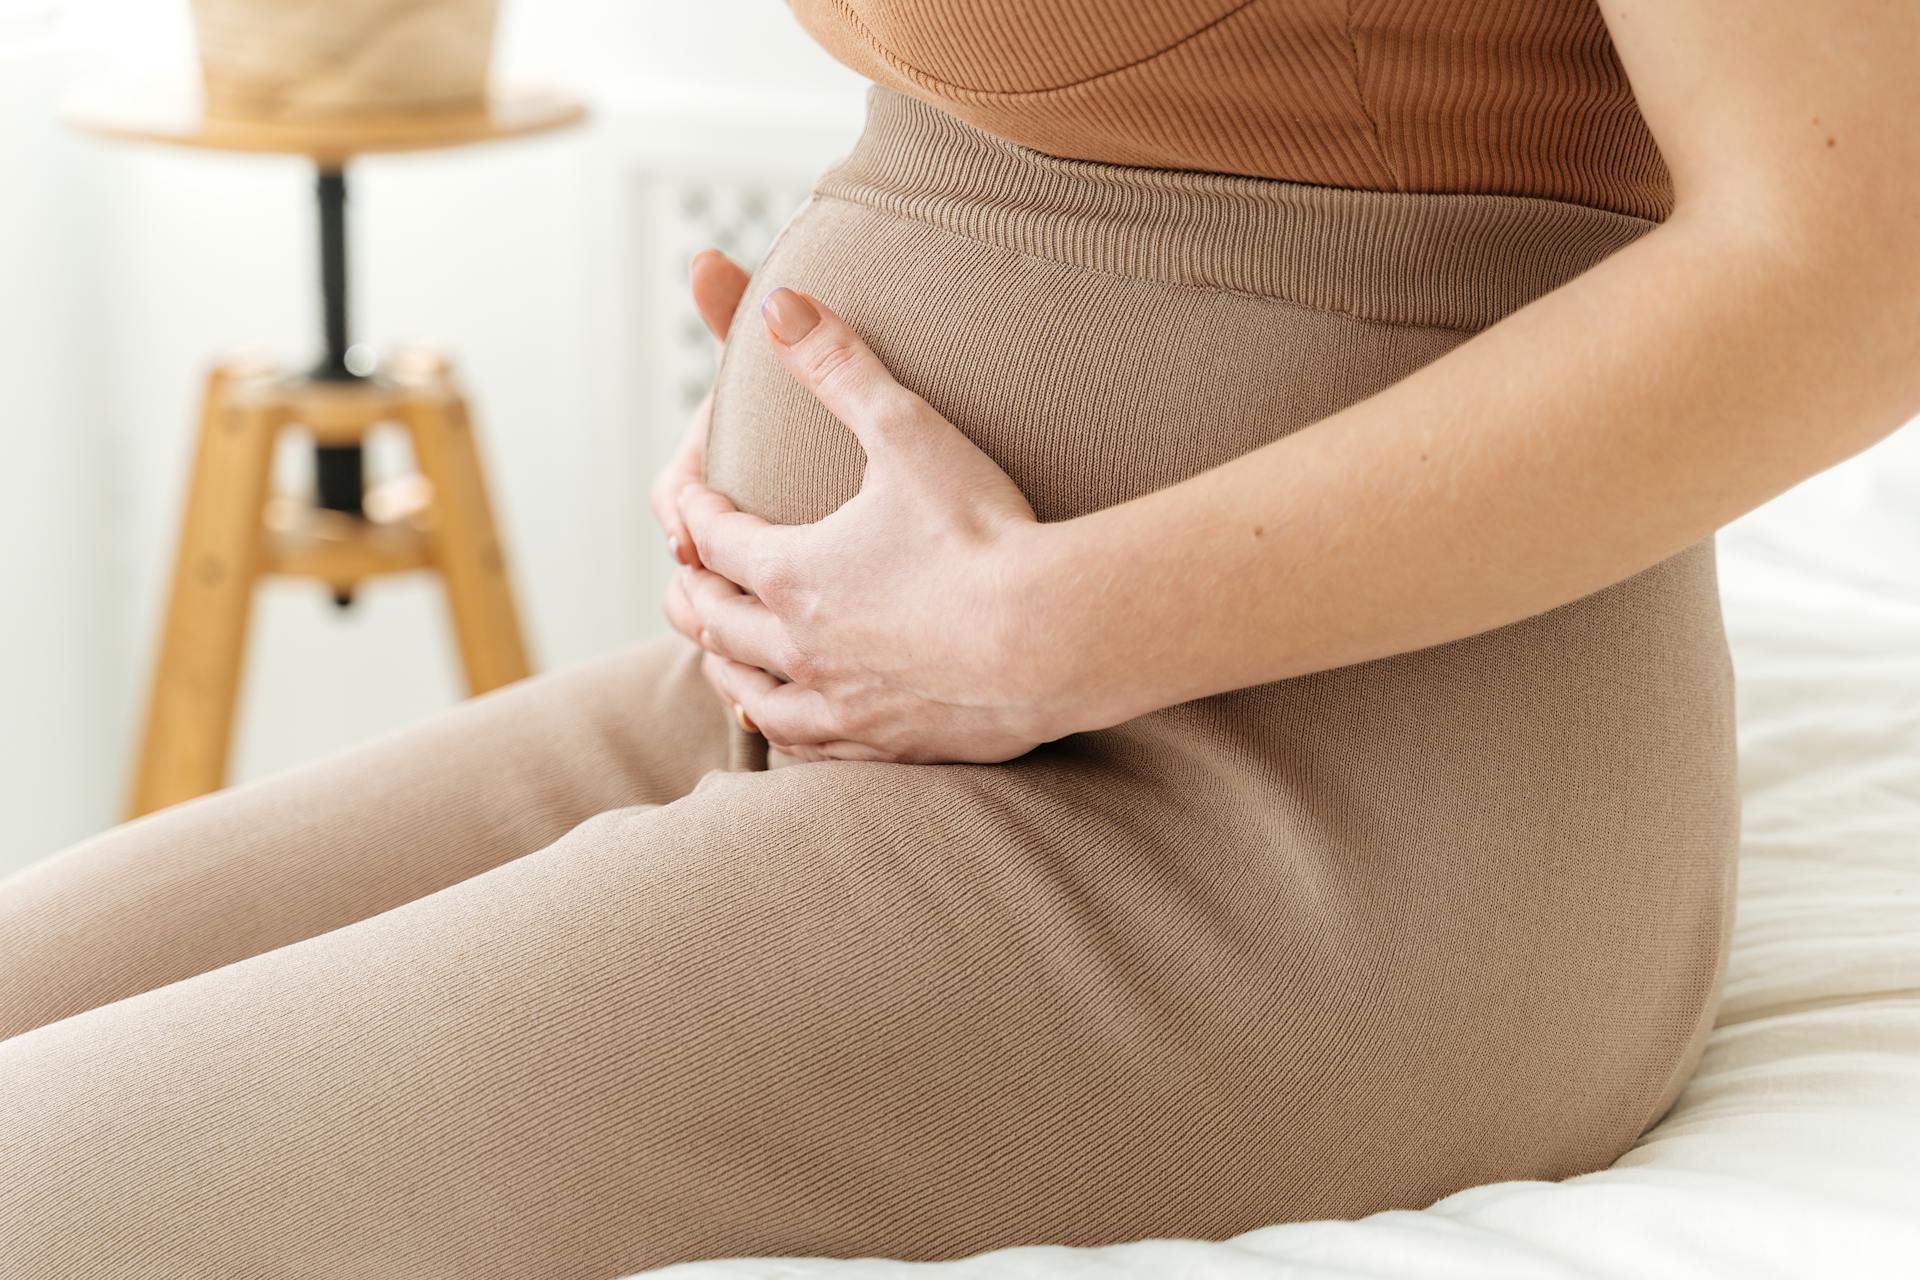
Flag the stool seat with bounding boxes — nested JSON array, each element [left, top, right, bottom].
[[64, 79, 585, 165]]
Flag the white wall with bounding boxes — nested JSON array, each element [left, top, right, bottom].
[[1, 0, 865, 872], [1, 30, 118, 862]]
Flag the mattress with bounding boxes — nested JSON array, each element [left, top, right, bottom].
[[639, 512, 1920, 1280]]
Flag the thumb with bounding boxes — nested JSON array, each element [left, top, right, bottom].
[[690, 249, 752, 349], [761, 287, 930, 458]]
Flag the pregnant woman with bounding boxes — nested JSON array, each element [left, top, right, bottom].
[[4, 2, 1917, 1276]]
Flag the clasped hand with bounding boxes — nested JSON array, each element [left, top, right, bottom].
[[652, 250, 1073, 764]]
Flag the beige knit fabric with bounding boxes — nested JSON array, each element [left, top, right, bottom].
[[788, 0, 1675, 220], [0, 88, 1737, 1278]]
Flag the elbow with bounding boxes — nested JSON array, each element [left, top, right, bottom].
[[1668, 159, 1920, 322], [1661, 179, 1920, 433]]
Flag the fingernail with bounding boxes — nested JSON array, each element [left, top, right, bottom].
[[668, 533, 683, 565], [762, 288, 820, 345]]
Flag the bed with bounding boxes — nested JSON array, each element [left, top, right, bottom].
[[638, 467, 1920, 1280]]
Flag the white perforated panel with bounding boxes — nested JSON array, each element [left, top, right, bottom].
[[606, 100, 860, 643], [650, 178, 813, 415]]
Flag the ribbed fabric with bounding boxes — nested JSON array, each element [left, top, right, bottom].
[[789, 0, 1675, 220], [815, 84, 1658, 331], [0, 88, 1736, 1279]]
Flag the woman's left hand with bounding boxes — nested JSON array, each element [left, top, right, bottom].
[[663, 287, 1079, 765]]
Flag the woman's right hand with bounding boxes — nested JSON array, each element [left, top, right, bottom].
[[650, 249, 752, 568]]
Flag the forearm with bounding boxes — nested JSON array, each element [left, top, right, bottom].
[[671, 0, 1920, 768], [1026, 204, 1920, 733]]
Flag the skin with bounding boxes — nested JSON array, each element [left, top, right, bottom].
[[648, 248, 752, 572], [657, 0, 1920, 765]]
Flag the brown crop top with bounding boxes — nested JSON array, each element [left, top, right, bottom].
[[787, 0, 1672, 221]]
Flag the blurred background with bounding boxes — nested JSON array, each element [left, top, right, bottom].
[[1, 0, 867, 867], [1, 0, 1914, 875]]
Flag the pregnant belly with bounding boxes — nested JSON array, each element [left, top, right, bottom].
[[693, 97, 1740, 1175], [701, 194, 1467, 529], [700, 178, 1737, 825]]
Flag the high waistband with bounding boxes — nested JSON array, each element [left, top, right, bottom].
[[813, 87, 1659, 332]]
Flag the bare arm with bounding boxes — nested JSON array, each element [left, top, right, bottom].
[[670, 0, 1920, 763], [1027, 0, 1920, 730]]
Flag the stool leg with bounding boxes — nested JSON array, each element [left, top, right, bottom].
[[129, 367, 281, 818], [399, 378, 532, 695]]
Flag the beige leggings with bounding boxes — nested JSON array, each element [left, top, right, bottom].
[[1, 636, 1374, 1278], [0, 625, 1728, 1280], [0, 640, 760, 1275]]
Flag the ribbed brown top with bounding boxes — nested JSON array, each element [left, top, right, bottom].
[[816, 88, 1657, 332], [790, 0, 1673, 221]]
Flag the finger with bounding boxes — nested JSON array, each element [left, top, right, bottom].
[[652, 473, 698, 568], [759, 287, 928, 457], [701, 653, 777, 733], [660, 568, 703, 645], [701, 652, 840, 747], [690, 249, 752, 348], [680, 566, 790, 674], [695, 648, 742, 717], [769, 738, 894, 764], [813, 740, 896, 763], [677, 481, 796, 596], [651, 391, 712, 564], [649, 479, 679, 561]]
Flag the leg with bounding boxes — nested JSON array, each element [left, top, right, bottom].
[[396, 357, 532, 695], [0, 723, 1708, 1277], [0, 635, 726, 1043], [0, 751, 1327, 1278], [130, 361, 279, 816]]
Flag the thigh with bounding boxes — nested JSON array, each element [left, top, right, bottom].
[[0, 634, 727, 1042], [0, 750, 1311, 1279]]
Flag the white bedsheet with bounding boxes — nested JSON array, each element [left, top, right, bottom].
[[643, 519, 1920, 1280]]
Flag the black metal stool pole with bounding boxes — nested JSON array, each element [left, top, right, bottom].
[[311, 167, 365, 513], [311, 166, 365, 607]]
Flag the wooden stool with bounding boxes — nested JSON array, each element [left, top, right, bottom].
[[65, 81, 587, 816], [134, 351, 529, 815]]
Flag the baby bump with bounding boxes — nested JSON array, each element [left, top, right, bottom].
[[698, 92, 1741, 844], [699, 91, 1741, 1153], [699, 161, 1741, 892], [703, 194, 1470, 527], [696, 186, 1740, 1177]]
